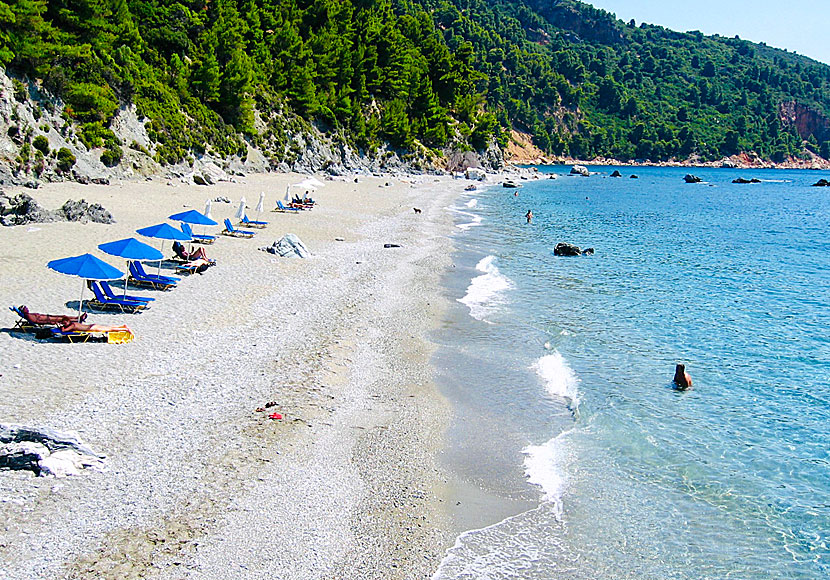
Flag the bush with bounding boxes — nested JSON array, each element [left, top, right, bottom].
[[12, 79, 27, 102], [100, 145, 123, 167], [56, 147, 76, 172], [33, 135, 50, 155]]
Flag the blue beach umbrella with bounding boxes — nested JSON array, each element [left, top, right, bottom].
[[168, 209, 218, 226], [136, 223, 192, 275], [47, 253, 124, 320], [169, 209, 218, 245], [98, 238, 164, 297]]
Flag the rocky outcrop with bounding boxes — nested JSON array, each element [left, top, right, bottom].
[[0, 192, 114, 226], [554, 242, 594, 256], [732, 177, 761, 184], [610, 170, 622, 177], [811, 179, 830, 187], [779, 101, 830, 142], [60, 199, 114, 223], [684, 174, 702, 183], [570, 165, 590, 176]]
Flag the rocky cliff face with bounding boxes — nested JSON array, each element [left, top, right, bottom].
[[779, 101, 830, 142]]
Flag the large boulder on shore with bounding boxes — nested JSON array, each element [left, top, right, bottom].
[[0, 424, 106, 477], [0, 192, 62, 226], [60, 199, 115, 224], [570, 165, 590, 176], [260, 234, 311, 258], [684, 174, 702, 183]]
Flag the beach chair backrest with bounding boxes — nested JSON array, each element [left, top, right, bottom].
[[100, 281, 117, 299], [277, 201, 285, 210], [224, 218, 234, 231], [88, 280, 107, 302], [134, 261, 149, 277], [181, 222, 193, 237], [129, 260, 146, 279]]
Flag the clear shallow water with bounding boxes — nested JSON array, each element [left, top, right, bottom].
[[434, 167, 830, 579]]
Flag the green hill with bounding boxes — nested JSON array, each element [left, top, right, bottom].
[[1, 0, 829, 173]]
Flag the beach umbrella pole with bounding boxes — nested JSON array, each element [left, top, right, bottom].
[[78, 279, 85, 322], [158, 241, 164, 275]]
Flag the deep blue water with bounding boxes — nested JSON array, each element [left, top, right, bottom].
[[434, 167, 830, 579]]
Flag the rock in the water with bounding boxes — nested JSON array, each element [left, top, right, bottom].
[[582, 247, 595, 255], [811, 179, 830, 187], [570, 165, 590, 176], [554, 242, 583, 256], [684, 174, 702, 183], [732, 177, 762, 184], [502, 180, 520, 188], [610, 170, 622, 177], [60, 199, 115, 224], [630, 174, 639, 179], [260, 233, 311, 258]]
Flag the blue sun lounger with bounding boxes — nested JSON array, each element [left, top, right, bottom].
[[274, 200, 302, 213], [87, 281, 148, 313], [222, 218, 255, 238], [99, 280, 154, 303], [240, 215, 268, 228], [128, 261, 178, 290], [181, 222, 217, 244]]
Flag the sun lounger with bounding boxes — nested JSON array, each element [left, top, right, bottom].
[[181, 222, 216, 244], [222, 218, 255, 238], [48, 327, 134, 344], [240, 215, 268, 228], [99, 281, 154, 303], [9, 305, 85, 332], [273, 200, 302, 213], [128, 261, 177, 291], [132, 260, 180, 284], [86, 281, 148, 313]]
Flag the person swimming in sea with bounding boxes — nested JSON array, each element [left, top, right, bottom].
[[673, 364, 693, 390], [525, 209, 533, 224]]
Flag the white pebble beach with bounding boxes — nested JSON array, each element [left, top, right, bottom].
[[0, 172, 466, 579]]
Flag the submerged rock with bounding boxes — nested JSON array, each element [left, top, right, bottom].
[[554, 242, 581, 256], [732, 177, 762, 184]]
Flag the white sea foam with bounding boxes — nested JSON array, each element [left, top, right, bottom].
[[465, 198, 478, 208], [458, 256, 513, 321], [456, 214, 483, 230], [524, 431, 571, 519], [533, 350, 580, 406]]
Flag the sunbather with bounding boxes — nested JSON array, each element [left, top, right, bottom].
[[172, 241, 212, 262], [18, 305, 86, 326], [60, 320, 132, 333]]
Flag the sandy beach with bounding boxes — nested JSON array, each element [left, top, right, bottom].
[[0, 172, 465, 578]]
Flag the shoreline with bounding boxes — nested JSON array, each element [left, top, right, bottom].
[[0, 172, 465, 578]]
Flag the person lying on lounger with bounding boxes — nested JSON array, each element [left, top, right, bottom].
[[172, 241, 213, 262], [60, 320, 132, 333]]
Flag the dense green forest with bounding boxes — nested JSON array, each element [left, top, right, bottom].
[[1, 0, 830, 167]]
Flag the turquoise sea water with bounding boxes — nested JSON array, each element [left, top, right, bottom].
[[434, 167, 830, 579]]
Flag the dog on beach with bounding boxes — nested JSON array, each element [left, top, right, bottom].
[[413, 208, 422, 214]]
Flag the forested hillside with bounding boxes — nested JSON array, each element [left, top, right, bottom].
[[1, 0, 830, 175]]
